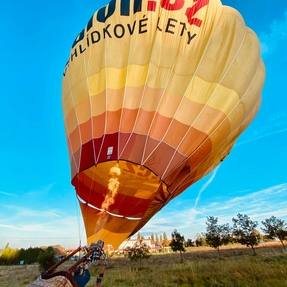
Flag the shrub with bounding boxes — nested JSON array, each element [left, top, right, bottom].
[[37, 247, 56, 272], [205, 216, 231, 255], [262, 216, 287, 249], [232, 213, 261, 255], [170, 230, 185, 263], [126, 241, 150, 268]]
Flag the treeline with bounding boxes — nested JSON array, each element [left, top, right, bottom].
[[170, 214, 287, 256], [0, 244, 56, 269], [117, 214, 287, 266]]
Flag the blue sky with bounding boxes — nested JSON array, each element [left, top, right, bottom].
[[0, 0, 286, 248]]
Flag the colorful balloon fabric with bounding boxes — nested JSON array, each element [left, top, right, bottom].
[[63, 0, 265, 248]]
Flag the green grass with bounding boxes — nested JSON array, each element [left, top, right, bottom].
[[88, 252, 287, 287], [0, 245, 286, 287]]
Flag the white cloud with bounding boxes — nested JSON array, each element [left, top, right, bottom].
[[0, 191, 15, 197], [236, 110, 287, 147], [0, 204, 85, 249], [0, 223, 50, 233], [237, 127, 287, 147], [193, 166, 220, 209], [0, 182, 87, 249], [260, 11, 287, 56], [0, 216, 85, 249], [2, 205, 62, 219], [1, 183, 286, 247], [23, 183, 55, 197], [142, 183, 287, 238]]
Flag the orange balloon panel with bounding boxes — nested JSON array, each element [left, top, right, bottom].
[[63, 0, 265, 248], [75, 161, 168, 246]]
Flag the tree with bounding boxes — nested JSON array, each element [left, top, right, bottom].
[[22, 247, 44, 265], [137, 232, 143, 242], [37, 247, 56, 272], [205, 216, 231, 255], [151, 233, 155, 243], [232, 213, 261, 255], [163, 232, 168, 241], [169, 230, 185, 262], [195, 233, 206, 247], [261, 216, 287, 249], [126, 241, 150, 269], [0, 245, 19, 265], [185, 239, 194, 247], [162, 232, 169, 247], [0, 246, 55, 267], [155, 234, 159, 243]]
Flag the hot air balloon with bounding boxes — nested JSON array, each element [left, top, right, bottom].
[[62, 0, 265, 249]]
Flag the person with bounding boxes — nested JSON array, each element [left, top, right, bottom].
[[73, 240, 106, 287], [96, 255, 107, 287], [73, 264, 91, 287], [92, 240, 106, 287]]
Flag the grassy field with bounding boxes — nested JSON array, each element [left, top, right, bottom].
[[0, 244, 286, 287]]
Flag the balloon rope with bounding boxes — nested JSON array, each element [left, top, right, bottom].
[[74, 191, 82, 247]]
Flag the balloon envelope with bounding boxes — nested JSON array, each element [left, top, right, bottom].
[[63, 0, 265, 248]]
